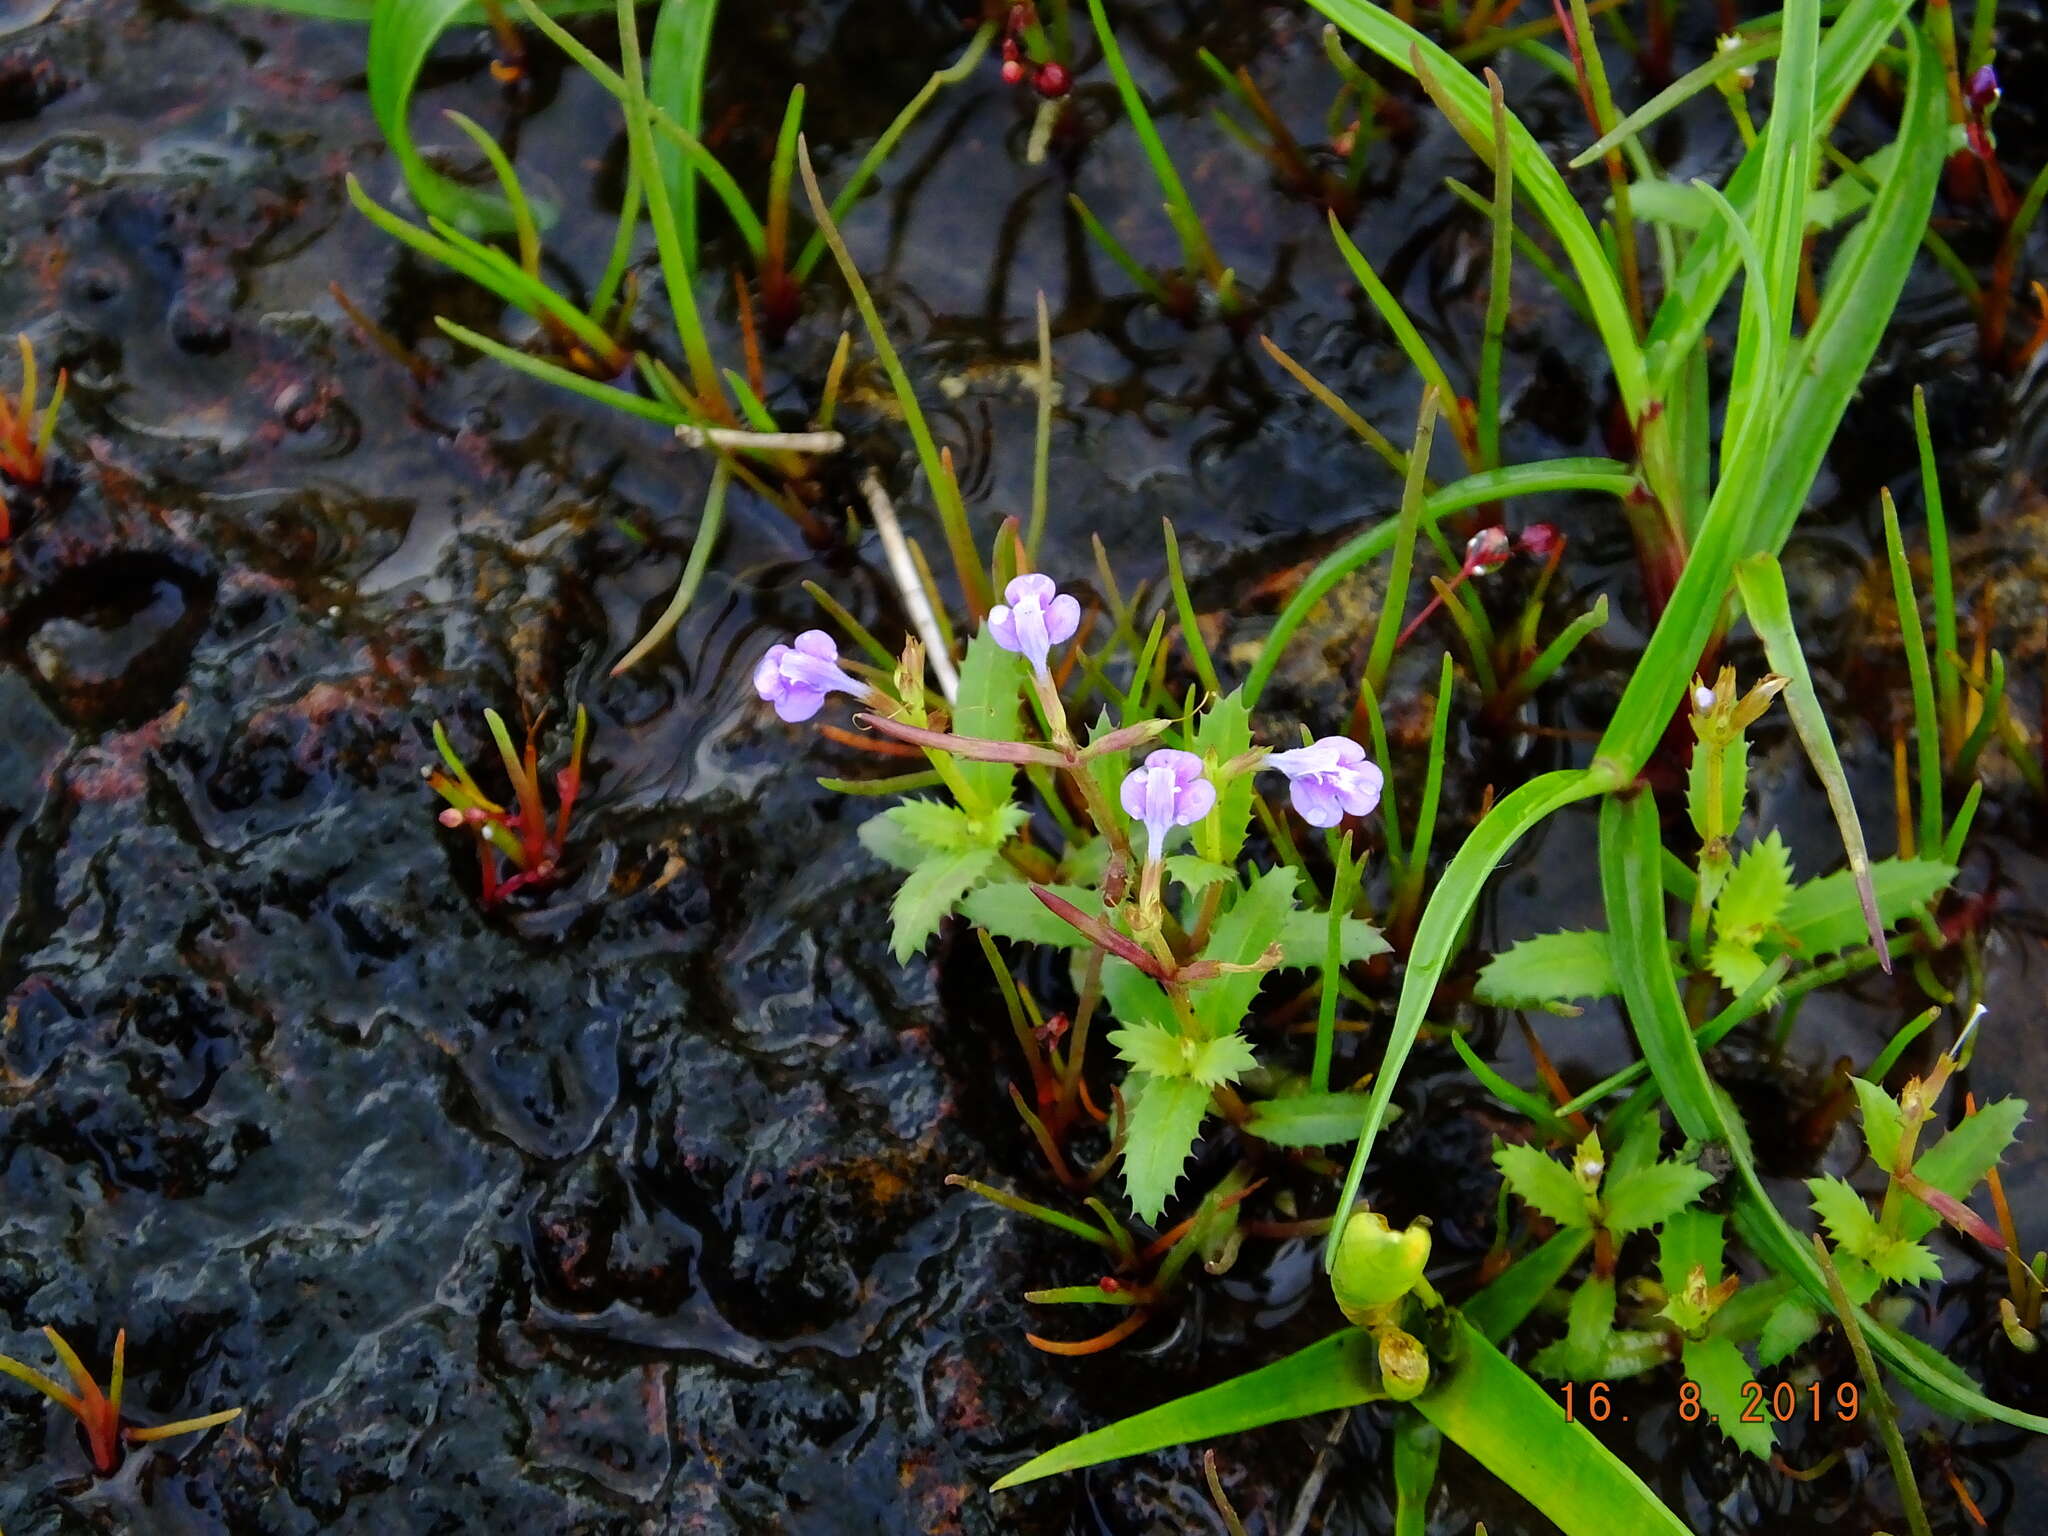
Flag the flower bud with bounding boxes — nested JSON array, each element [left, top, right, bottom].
[[1517, 521, 1563, 561], [1377, 1326, 1431, 1400], [2002, 1297, 2039, 1354], [1332, 1208, 1432, 1324], [1034, 61, 1072, 98], [1463, 525, 1511, 575]]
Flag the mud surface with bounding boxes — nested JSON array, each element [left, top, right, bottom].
[[1, 0, 2045, 1531]]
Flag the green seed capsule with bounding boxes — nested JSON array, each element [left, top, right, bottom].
[[1331, 1208, 1432, 1324]]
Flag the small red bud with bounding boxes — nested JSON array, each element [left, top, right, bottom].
[[1098, 1276, 1122, 1293], [1001, 58, 1026, 84], [1001, 36, 1020, 62], [1517, 522, 1563, 560], [439, 808, 467, 829], [1033, 61, 1072, 98]]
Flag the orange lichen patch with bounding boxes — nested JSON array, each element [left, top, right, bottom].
[[895, 1450, 968, 1534], [16, 236, 68, 304], [850, 1161, 910, 1207], [928, 1354, 991, 1432]]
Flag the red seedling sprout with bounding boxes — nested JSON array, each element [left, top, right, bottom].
[[426, 705, 589, 906], [0, 335, 67, 542], [0, 1326, 242, 1475]]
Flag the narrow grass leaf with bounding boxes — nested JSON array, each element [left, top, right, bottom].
[[1735, 553, 1889, 964]]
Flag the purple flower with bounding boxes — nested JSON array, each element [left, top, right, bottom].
[[752, 630, 865, 723], [986, 573, 1081, 675], [1968, 64, 2000, 115], [1265, 737, 1384, 829], [1120, 749, 1217, 858]]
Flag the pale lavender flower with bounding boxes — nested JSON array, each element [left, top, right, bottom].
[[1968, 64, 2000, 114], [1120, 749, 1217, 859], [753, 630, 864, 723], [986, 573, 1081, 676], [1265, 737, 1384, 829]]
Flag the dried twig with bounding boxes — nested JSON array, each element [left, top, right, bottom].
[[860, 468, 960, 702]]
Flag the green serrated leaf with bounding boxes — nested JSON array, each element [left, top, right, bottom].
[[1121, 1072, 1215, 1223], [981, 801, 1032, 846], [1603, 1160, 1715, 1236], [1657, 1208, 1726, 1299], [1164, 854, 1236, 893], [1683, 1335, 1775, 1458], [1276, 909, 1391, 970], [885, 798, 982, 852], [1191, 691, 1256, 865], [1473, 930, 1619, 1011], [1608, 1115, 1662, 1185], [950, 630, 1027, 815], [888, 847, 1000, 963], [1714, 831, 1793, 940], [1109, 1024, 1187, 1079], [1531, 1275, 1615, 1381], [1188, 1033, 1259, 1087], [1806, 1175, 1882, 1260], [958, 881, 1096, 946], [1243, 1092, 1378, 1147], [1849, 1076, 1904, 1169], [1907, 1096, 2027, 1241], [1865, 1236, 1944, 1286], [1757, 1296, 1823, 1367], [858, 810, 927, 872], [1686, 735, 1749, 843], [1101, 956, 1176, 1031], [1706, 936, 1774, 998], [1775, 857, 1955, 958], [1191, 867, 1298, 1038], [1495, 1141, 1591, 1230]]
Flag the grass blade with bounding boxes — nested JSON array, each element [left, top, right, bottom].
[[1325, 767, 1614, 1268], [1735, 553, 1889, 967], [435, 320, 684, 423], [1082, 0, 1220, 287], [1330, 220, 1467, 462], [991, 1329, 1387, 1488], [1243, 460, 1636, 710], [798, 139, 988, 615], [616, 0, 724, 410], [611, 459, 730, 675], [648, 0, 717, 270], [1601, 793, 2048, 1433], [791, 24, 996, 281], [1879, 490, 1943, 859], [1912, 386, 1960, 752], [1413, 1318, 1691, 1535], [1569, 34, 1783, 167], [1365, 389, 1441, 695], [1305, 0, 1645, 416]]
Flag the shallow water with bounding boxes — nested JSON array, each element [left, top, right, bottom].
[[1, 0, 2045, 1531]]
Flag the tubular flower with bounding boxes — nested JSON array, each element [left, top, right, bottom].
[[1119, 749, 1216, 860], [1264, 737, 1384, 828], [986, 573, 1081, 677], [753, 630, 865, 722]]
